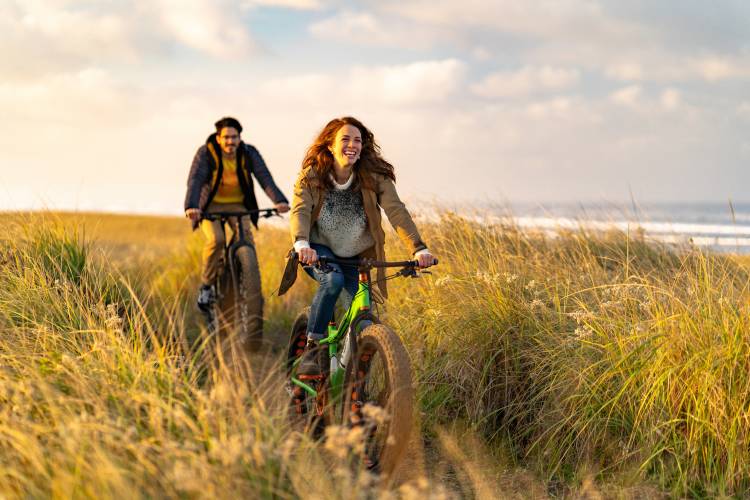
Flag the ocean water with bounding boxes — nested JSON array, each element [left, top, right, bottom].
[[488, 202, 750, 254]]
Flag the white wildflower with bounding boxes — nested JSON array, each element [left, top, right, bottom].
[[434, 275, 452, 287], [324, 425, 365, 459], [574, 327, 593, 340], [104, 303, 122, 330], [566, 310, 589, 324], [362, 403, 390, 425]]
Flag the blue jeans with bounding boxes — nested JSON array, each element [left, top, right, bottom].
[[303, 243, 360, 341]]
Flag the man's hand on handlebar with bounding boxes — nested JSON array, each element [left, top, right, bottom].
[[298, 247, 318, 265], [185, 208, 201, 222], [275, 202, 290, 214]]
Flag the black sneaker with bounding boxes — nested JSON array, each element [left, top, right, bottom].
[[197, 284, 215, 312], [297, 339, 324, 377]]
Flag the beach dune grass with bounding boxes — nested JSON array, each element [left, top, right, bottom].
[[387, 213, 750, 497], [0, 216, 412, 498], [1, 210, 748, 497]]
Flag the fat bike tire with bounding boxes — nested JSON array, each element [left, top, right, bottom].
[[343, 324, 413, 478], [233, 245, 263, 351]]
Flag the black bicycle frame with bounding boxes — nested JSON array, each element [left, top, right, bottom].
[[201, 208, 278, 303]]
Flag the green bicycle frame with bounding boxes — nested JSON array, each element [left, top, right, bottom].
[[290, 270, 373, 403]]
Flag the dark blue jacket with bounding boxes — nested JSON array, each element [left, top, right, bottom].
[[184, 133, 288, 229]]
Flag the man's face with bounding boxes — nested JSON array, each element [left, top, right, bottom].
[[217, 127, 240, 156]]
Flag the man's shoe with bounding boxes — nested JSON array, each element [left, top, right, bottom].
[[297, 339, 324, 377], [197, 284, 215, 312]]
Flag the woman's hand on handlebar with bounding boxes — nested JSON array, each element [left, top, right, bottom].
[[299, 247, 318, 265], [416, 251, 437, 268], [185, 208, 201, 222]]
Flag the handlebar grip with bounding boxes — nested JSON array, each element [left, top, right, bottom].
[[413, 257, 438, 266]]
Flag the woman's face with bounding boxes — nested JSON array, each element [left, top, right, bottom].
[[328, 124, 362, 168]]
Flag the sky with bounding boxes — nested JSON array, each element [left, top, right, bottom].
[[1, 0, 749, 214]]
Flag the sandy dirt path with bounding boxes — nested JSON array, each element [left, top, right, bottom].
[[214, 331, 429, 488]]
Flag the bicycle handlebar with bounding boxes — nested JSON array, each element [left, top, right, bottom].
[[292, 251, 437, 270], [200, 208, 279, 221]]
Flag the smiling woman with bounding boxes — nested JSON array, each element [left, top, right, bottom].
[[288, 116, 436, 377]]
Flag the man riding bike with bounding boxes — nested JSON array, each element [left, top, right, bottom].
[[184, 116, 290, 323]]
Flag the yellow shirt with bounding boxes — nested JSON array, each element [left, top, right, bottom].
[[213, 157, 244, 203]]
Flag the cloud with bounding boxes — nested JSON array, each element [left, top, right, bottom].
[[381, 0, 648, 47], [472, 66, 580, 99], [262, 58, 466, 105], [259, 73, 334, 105], [660, 88, 681, 111], [524, 97, 574, 119], [309, 11, 388, 43], [375, 0, 750, 87], [470, 46, 493, 62], [243, 0, 322, 8], [140, 0, 258, 59], [689, 55, 750, 82], [352, 59, 465, 103], [308, 9, 444, 49], [605, 62, 644, 81], [0, 0, 261, 79], [0, 67, 148, 132], [610, 85, 642, 107], [0, 1, 139, 79]]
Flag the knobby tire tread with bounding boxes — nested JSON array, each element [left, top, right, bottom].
[[232, 245, 262, 349], [346, 324, 413, 478]]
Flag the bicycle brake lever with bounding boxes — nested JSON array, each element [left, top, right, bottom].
[[399, 267, 418, 278]]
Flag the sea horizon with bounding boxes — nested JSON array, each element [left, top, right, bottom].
[[5, 200, 750, 253]]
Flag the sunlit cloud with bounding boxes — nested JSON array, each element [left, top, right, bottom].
[[472, 66, 580, 99], [351, 59, 466, 103], [610, 85, 642, 107], [524, 97, 574, 119], [660, 88, 681, 111], [148, 0, 258, 58], [605, 62, 644, 81], [737, 102, 750, 120], [262, 59, 466, 105], [243, 0, 323, 8], [308, 9, 445, 49], [1, 0, 749, 211], [1, 0, 261, 80], [690, 55, 750, 82]]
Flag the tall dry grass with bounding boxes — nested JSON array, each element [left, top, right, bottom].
[[383, 212, 750, 497], [3, 209, 746, 497], [0, 214, 446, 498]]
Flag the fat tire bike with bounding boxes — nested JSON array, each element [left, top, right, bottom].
[[199, 208, 279, 351], [286, 254, 437, 477]]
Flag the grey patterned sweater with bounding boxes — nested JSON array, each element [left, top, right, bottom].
[[308, 174, 375, 257]]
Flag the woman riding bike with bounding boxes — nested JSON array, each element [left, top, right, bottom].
[[290, 116, 436, 377]]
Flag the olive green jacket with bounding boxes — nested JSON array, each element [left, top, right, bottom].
[[290, 167, 426, 298]]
